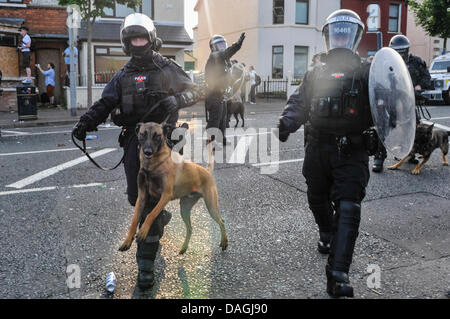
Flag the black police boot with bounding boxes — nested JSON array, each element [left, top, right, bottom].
[[318, 231, 332, 254], [372, 156, 384, 173], [135, 209, 172, 290], [309, 199, 334, 254], [326, 200, 360, 298], [136, 241, 159, 289], [326, 263, 354, 298]]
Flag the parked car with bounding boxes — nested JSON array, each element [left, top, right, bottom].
[[422, 53, 450, 105]]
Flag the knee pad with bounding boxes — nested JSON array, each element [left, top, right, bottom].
[[338, 200, 361, 226]]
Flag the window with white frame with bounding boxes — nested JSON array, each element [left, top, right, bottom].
[[0, 0, 23, 3], [272, 46, 284, 79], [273, 0, 284, 24], [367, 3, 380, 32], [294, 46, 308, 78], [295, 0, 309, 25], [388, 3, 400, 33], [94, 46, 129, 83], [103, 0, 153, 19]]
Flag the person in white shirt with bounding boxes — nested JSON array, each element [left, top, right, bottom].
[[248, 66, 257, 104], [18, 26, 32, 84]]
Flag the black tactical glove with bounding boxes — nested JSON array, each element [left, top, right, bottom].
[[277, 120, 290, 142], [160, 95, 179, 115], [238, 32, 246, 45], [72, 121, 89, 141]]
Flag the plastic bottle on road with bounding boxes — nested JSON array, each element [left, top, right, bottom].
[[105, 272, 117, 293], [86, 135, 98, 140]]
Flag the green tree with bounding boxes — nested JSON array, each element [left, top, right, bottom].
[[59, 0, 141, 108], [409, 0, 450, 54]]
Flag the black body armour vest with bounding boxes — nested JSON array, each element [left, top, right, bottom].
[[309, 60, 371, 136], [205, 53, 232, 95], [118, 63, 168, 126]]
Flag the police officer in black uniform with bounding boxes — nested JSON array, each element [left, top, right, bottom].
[[72, 13, 199, 290], [205, 33, 245, 145], [372, 34, 432, 172], [277, 10, 373, 298]]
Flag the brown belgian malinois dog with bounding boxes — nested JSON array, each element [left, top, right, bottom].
[[118, 121, 228, 254]]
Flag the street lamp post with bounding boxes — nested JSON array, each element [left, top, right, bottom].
[[67, 6, 80, 117]]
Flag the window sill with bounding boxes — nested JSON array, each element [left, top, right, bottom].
[[0, 3, 26, 8]]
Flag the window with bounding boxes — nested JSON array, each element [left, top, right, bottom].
[[367, 3, 380, 32], [388, 4, 400, 33], [272, 46, 284, 79], [0, 34, 17, 47], [103, 0, 153, 19], [295, 0, 309, 25], [0, 0, 23, 3], [294, 46, 308, 78], [184, 61, 195, 71], [94, 46, 129, 83], [273, 0, 284, 24]]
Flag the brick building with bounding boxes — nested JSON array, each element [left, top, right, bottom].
[[0, 0, 68, 111], [341, 0, 408, 58]]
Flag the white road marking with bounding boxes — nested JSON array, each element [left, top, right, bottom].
[[5, 148, 116, 189], [228, 136, 255, 163], [0, 183, 103, 196], [252, 158, 304, 167], [1, 127, 119, 137], [430, 116, 450, 120], [0, 147, 92, 157], [422, 120, 450, 132], [1, 130, 30, 135]]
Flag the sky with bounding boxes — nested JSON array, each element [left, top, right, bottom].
[[184, 0, 198, 38]]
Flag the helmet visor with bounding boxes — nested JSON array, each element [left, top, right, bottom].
[[211, 40, 227, 52], [323, 21, 363, 52]]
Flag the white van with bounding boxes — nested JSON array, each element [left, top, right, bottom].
[[422, 53, 450, 105]]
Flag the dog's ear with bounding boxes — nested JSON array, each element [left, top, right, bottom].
[[162, 123, 172, 137], [135, 122, 143, 136]]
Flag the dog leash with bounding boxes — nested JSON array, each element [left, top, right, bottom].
[[72, 103, 177, 171], [71, 131, 129, 171]]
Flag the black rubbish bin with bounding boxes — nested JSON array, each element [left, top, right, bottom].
[[17, 83, 38, 120]]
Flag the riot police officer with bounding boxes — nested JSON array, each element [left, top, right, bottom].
[[372, 34, 432, 172], [205, 33, 245, 145], [277, 9, 372, 297], [72, 13, 199, 290]]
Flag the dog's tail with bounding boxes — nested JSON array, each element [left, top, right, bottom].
[[207, 141, 215, 173]]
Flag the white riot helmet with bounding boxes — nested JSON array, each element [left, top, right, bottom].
[[322, 9, 365, 53], [120, 13, 157, 56], [209, 35, 227, 52]]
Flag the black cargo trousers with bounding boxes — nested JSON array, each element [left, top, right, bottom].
[[302, 134, 370, 272], [205, 91, 228, 143]]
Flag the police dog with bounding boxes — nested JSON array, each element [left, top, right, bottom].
[[388, 123, 449, 174], [118, 122, 228, 254], [226, 99, 245, 128]]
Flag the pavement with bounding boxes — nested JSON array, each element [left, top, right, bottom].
[[0, 100, 285, 130]]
